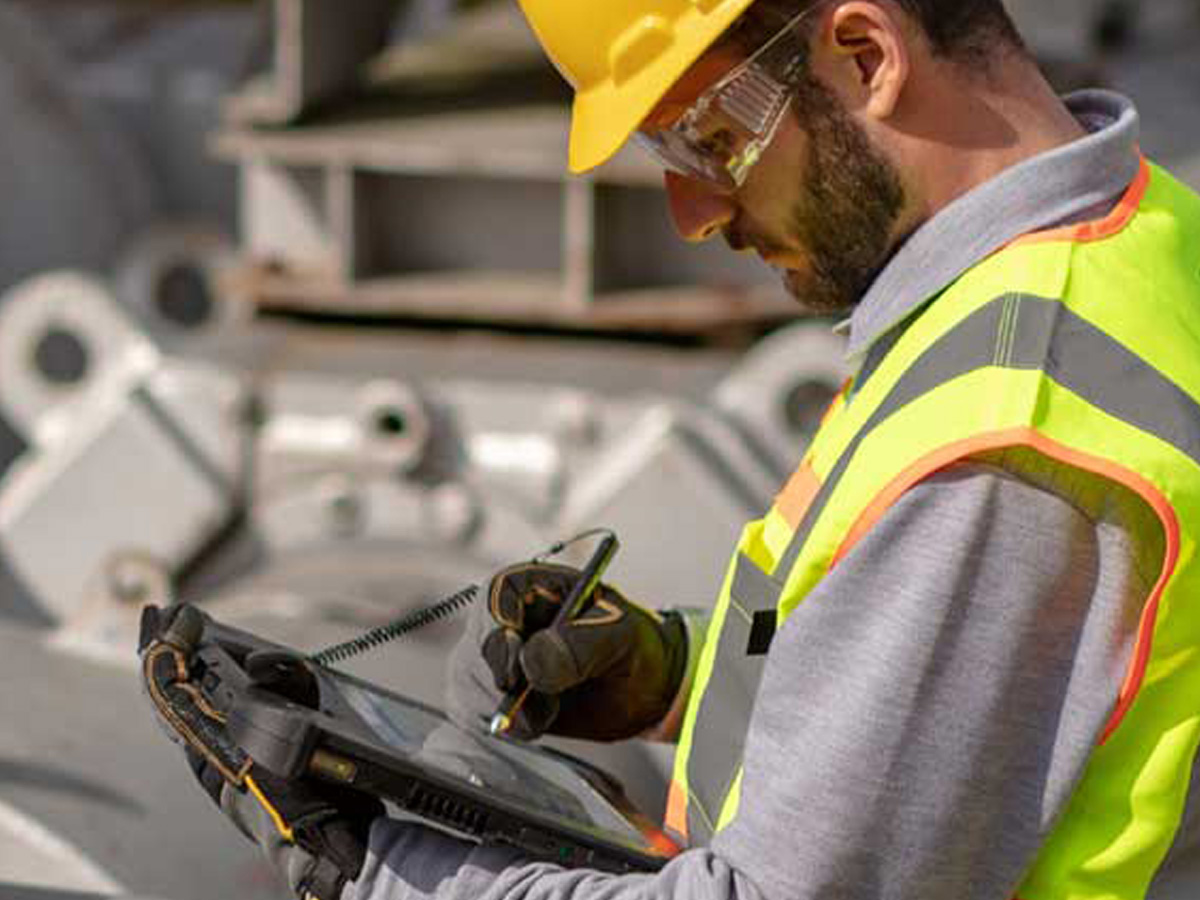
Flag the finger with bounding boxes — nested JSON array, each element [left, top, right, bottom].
[[520, 627, 586, 694], [521, 592, 636, 693], [313, 817, 373, 882], [161, 604, 205, 654], [544, 684, 660, 742], [185, 745, 226, 807], [487, 564, 577, 634], [318, 785, 386, 843], [482, 627, 524, 692], [138, 605, 164, 654], [445, 609, 506, 730], [508, 690, 560, 740]]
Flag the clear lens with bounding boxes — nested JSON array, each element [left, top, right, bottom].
[[636, 66, 787, 189], [635, 129, 741, 188], [636, 5, 816, 189]]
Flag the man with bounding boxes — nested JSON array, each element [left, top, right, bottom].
[[147, 1, 1200, 898]]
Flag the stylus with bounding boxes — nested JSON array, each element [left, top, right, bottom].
[[490, 532, 620, 736]]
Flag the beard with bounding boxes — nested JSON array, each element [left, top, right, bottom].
[[770, 74, 907, 316]]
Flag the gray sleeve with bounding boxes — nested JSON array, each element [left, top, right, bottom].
[[350, 461, 1149, 900]]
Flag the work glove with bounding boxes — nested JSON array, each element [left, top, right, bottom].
[[140, 605, 384, 900], [447, 562, 690, 742]]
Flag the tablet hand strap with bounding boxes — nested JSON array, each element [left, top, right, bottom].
[[141, 605, 252, 784], [139, 605, 384, 900]]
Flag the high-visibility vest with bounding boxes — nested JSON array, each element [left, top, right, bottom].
[[665, 158, 1200, 899]]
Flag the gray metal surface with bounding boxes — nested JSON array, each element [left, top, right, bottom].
[[0, 890, 155, 900], [0, 272, 843, 629], [0, 280, 846, 900], [115, 227, 245, 347], [212, 0, 785, 332], [226, 0, 395, 127], [0, 275, 244, 625], [1008, 0, 1118, 57], [0, 891, 158, 900], [217, 110, 785, 332], [0, 273, 157, 445], [0, 4, 155, 296], [11, 0, 262, 231], [1106, 12, 1200, 188], [0, 616, 286, 900], [1006, 0, 1200, 189], [715, 322, 849, 478]]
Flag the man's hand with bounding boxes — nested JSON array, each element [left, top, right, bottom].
[[446, 563, 689, 741], [186, 747, 383, 900], [139, 605, 384, 900]]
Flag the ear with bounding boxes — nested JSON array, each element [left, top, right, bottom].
[[823, 1, 910, 120]]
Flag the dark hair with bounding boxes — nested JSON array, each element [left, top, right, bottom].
[[731, 0, 1026, 67]]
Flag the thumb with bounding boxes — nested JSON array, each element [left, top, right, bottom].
[[522, 592, 634, 694], [481, 627, 525, 693]]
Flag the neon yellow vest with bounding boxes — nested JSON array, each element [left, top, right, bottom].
[[666, 160, 1200, 899]]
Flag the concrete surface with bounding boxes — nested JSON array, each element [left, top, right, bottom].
[[0, 798, 123, 895]]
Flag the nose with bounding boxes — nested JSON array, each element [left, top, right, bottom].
[[663, 171, 736, 242]]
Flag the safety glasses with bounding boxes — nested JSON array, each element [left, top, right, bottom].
[[635, 4, 821, 191]]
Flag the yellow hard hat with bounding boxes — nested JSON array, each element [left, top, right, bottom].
[[517, 0, 758, 174]]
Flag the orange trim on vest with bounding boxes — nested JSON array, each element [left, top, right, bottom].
[[822, 380, 854, 427], [773, 383, 849, 529], [1008, 157, 1150, 248], [774, 462, 822, 530], [829, 426, 1180, 744], [664, 779, 689, 842]]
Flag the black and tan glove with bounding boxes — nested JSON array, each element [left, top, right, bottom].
[[140, 605, 384, 900], [447, 563, 689, 742]]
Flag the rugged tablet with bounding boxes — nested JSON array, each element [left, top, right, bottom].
[[187, 612, 680, 874]]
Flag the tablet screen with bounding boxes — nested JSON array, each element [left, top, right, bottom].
[[333, 674, 653, 846]]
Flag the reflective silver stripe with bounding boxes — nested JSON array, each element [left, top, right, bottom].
[[775, 294, 1042, 578], [685, 292, 1200, 844], [1041, 312, 1200, 468], [781, 294, 1200, 578], [687, 552, 781, 843]]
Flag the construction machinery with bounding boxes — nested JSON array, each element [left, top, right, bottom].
[[0, 2, 1198, 899]]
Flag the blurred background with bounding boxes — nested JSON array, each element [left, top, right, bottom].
[[0, 2, 1195, 899]]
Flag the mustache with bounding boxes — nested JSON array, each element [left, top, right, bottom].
[[722, 219, 786, 258], [722, 225, 751, 253]]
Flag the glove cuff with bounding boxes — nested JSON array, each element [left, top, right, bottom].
[[642, 608, 707, 743]]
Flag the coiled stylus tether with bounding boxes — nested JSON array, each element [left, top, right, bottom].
[[308, 583, 481, 667], [307, 528, 618, 668]]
